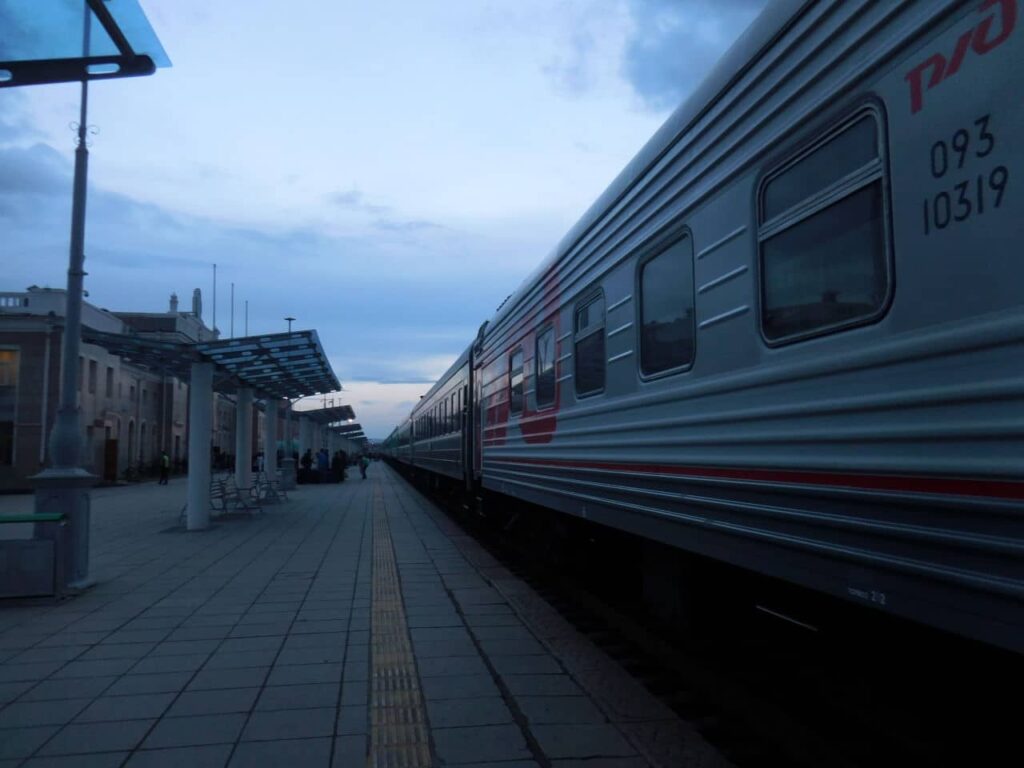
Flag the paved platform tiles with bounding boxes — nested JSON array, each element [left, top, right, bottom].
[[0, 465, 729, 767]]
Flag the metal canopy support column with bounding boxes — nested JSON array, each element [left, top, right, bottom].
[[235, 387, 253, 492], [263, 398, 277, 479], [186, 361, 213, 531]]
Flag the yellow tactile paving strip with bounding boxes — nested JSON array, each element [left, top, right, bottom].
[[370, 487, 433, 767]]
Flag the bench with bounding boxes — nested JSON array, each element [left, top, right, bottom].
[[253, 470, 288, 503], [179, 477, 264, 526], [0, 513, 67, 598], [211, 478, 263, 516]]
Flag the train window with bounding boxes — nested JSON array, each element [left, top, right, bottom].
[[762, 117, 877, 220], [575, 292, 605, 396], [509, 348, 524, 416], [759, 111, 889, 344], [535, 326, 555, 407], [639, 236, 695, 375]]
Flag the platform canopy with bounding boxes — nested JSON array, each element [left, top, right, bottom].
[[0, 0, 170, 88], [293, 404, 356, 424], [331, 423, 367, 443], [82, 329, 340, 399], [195, 332, 339, 400]]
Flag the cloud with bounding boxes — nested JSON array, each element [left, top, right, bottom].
[[373, 218, 441, 233], [622, 0, 766, 110], [0, 91, 42, 144], [0, 138, 517, 438], [328, 187, 388, 214], [539, 1, 634, 99], [0, 143, 70, 196], [543, 28, 598, 95]]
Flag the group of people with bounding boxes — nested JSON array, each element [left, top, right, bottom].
[[153, 446, 371, 485], [297, 448, 372, 480], [297, 447, 371, 481]]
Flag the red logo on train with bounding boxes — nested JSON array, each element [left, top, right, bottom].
[[905, 0, 1016, 114]]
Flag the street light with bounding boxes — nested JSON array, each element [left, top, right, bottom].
[[284, 316, 296, 334]]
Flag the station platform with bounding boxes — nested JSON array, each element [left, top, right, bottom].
[[0, 464, 727, 767]]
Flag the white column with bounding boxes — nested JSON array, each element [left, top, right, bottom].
[[280, 398, 296, 490], [263, 398, 277, 475], [235, 387, 253, 490], [186, 361, 213, 531]]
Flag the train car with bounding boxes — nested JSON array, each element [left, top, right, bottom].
[[468, 0, 1023, 653], [404, 346, 473, 486]]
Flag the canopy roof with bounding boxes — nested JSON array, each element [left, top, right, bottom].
[[82, 329, 340, 399], [294, 404, 356, 424], [195, 332, 339, 400], [0, 0, 170, 87], [331, 423, 367, 442]]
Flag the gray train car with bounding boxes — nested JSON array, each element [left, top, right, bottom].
[[405, 346, 472, 484], [474, 0, 1023, 652]]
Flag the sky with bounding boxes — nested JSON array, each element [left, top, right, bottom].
[[0, 0, 766, 439]]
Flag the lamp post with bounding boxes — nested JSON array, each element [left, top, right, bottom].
[[32, 6, 96, 589], [284, 316, 295, 334]]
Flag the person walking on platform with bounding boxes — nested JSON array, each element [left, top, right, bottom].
[[359, 454, 369, 480], [158, 450, 170, 485]]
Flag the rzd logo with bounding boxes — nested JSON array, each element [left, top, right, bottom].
[[905, 0, 1017, 114]]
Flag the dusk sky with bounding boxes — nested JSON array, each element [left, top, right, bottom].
[[1, 0, 765, 438]]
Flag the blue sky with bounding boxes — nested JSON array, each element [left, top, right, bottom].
[[0, 0, 765, 438]]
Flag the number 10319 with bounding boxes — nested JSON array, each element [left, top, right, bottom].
[[923, 166, 1008, 235]]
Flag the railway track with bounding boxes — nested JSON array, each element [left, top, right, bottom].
[[417, 483, 1020, 768]]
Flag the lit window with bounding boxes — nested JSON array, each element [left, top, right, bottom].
[[0, 350, 18, 465]]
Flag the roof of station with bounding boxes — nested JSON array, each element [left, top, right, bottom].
[[294, 404, 356, 424], [82, 329, 340, 399], [0, 0, 171, 88]]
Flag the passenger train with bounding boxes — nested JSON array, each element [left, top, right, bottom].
[[384, 0, 1023, 654]]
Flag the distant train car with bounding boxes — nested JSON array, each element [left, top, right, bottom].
[[392, 0, 1024, 653]]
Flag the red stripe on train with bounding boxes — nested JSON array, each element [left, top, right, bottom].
[[492, 458, 1024, 500]]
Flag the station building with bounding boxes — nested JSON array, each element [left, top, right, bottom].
[[0, 286, 242, 491]]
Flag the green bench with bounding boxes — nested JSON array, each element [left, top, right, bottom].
[[0, 513, 66, 524]]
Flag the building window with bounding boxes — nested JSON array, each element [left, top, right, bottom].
[[575, 292, 605, 396], [143, 388, 148, 405], [130, 385, 136, 402], [509, 348, 524, 416], [0, 350, 18, 465], [535, 326, 555, 407], [640, 236, 696, 375], [78, 356, 83, 392], [759, 111, 889, 343], [87, 360, 97, 394], [105, 366, 114, 397]]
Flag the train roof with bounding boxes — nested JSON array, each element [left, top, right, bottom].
[[486, 0, 803, 332]]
